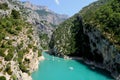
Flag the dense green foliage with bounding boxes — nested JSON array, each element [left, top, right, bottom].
[[80, 0, 111, 22], [39, 33, 49, 49], [0, 16, 24, 37], [19, 63, 28, 73], [0, 1, 43, 79], [38, 49, 42, 57], [0, 48, 6, 57], [0, 16, 25, 62], [80, 0, 120, 50], [11, 75, 17, 80], [27, 28, 33, 34], [49, 15, 83, 55], [5, 64, 12, 75], [50, 0, 120, 57], [17, 49, 29, 64], [11, 9, 20, 19], [0, 3, 9, 10], [0, 11, 39, 76], [0, 13, 25, 62], [0, 76, 6, 80], [5, 51, 14, 61]]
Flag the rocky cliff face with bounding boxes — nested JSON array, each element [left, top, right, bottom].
[[0, 0, 68, 79], [0, 0, 44, 80], [49, 0, 120, 79], [22, 1, 68, 25], [84, 24, 120, 79], [20, 1, 68, 50]]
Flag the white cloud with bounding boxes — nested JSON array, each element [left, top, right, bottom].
[[55, 0, 60, 5]]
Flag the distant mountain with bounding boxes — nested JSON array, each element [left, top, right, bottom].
[[22, 1, 68, 25], [20, 1, 68, 50]]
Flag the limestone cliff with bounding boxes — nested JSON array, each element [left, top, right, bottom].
[[0, 2, 42, 80], [49, 0, 120, 79], [22, 1, 68, 25], [0, 0, 68, 79], [20, 1, 68, 50]]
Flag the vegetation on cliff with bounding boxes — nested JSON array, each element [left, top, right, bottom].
[[80, 0, 120, 50], [0, 1, 42, 80], [0, 3, 9, 10], [49, 15, 84, 55], [49, 0, 120, 78], [0, 0, 67, 79], [50, 0, 120, 56], [0, 76, 6, 80]]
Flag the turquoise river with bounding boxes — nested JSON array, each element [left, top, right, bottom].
[[32, 52, 114, 80]]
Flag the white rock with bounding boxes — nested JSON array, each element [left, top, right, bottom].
[[5, 36, 9, 40]]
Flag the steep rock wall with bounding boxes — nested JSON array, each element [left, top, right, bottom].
[[49, 14, 120, 79]]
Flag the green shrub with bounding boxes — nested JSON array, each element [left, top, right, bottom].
[[24, 58, 30, 64], [0, 48, 6, 57], [0, 76, 6, 80], [17, 49, 28, 64], [15, 26, 22, 31], [9, 47, 15, 53], [41, 44, 48, 50], [19, 63, 28, 73], [28, 35, 32, 40], [0, 21, 6, 28], [33, 46, 38, 52], [39, 33, 48, 40], [38, 50, 42, 57], [6, 20, 12, 28], [28, 44, 33, 48], [13, 20, 21, 26], [17, 49, 28, 62], [11, 9, 20, 19], [0, 33, 5, 41], [17, 57, 22, 64], [6, 28, 18, 35], [0, 67, 3, 72], [5, 51, 14, 61], [17, 42, 23, 49], [7, 40, 12, 45], [5, 65, 12, 75], [18, 50, 24, 58], [1, 42, 14, 48], [27, 29, 33, 34], [11, 75, 17, 80], [0, 3, 9, 10], [1, 42, 9, 48]]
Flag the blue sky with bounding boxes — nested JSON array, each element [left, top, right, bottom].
[[20, 0, 97, 16]]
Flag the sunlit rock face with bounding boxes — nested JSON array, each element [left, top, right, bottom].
[[22, 1, 68, 25], [0, 0, 68, 80]]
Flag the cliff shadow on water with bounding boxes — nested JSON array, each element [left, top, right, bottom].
[[75, 60, 114, 79]]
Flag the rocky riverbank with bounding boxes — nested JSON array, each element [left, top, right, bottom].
[[21, 55, 45, 80]]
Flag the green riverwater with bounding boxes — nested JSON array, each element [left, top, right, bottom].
[[32, 52, 113, 80]]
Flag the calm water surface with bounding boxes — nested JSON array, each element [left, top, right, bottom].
[[32, 52, 113, 80]]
